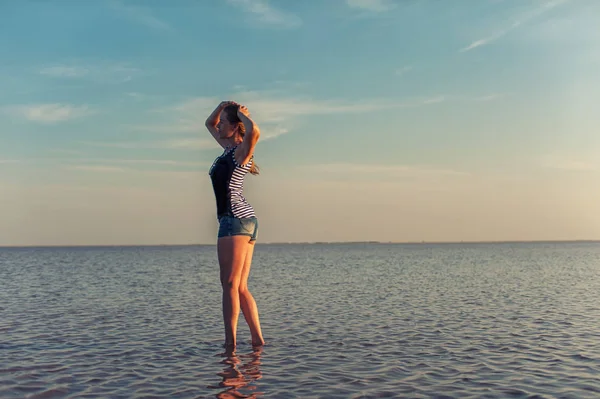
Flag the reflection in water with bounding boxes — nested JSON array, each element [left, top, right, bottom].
[[208, 346, 264, 398]]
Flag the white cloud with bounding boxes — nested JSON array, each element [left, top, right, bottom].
[[223, 91, 447, 121], [4, 104, 94, 123], [460, 38, 493, 53], [137, 91, 447, 144], [261, 126, 289, 140], [226, 0, 302, 28], [460, 0, 570, 52], [346, 0, 396, 12], [113, 90, 496, 152]]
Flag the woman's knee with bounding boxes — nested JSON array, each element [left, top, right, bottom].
[[221, 277, 241, 291], [238, 285, 250, 296]]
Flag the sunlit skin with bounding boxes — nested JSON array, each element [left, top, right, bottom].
[[205, 101, 265, 349]]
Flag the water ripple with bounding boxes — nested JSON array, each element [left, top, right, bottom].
[[1, 243, 599, 398]]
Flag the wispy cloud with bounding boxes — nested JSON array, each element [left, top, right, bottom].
[[63, 164, 207, 179], [473, 93, 506, 102], [215, 91, 447, 122], [61, 157, 209, 174], [226, 0, 302, 28], [8, 156, 208, 170], [4, 103, 94, 123], [80, 139, 220, 151], [39, 66, 89, 78], [127, 123, 201, 134], [108, 1, 171, 30], [50, 156, 210, 177], [119, 90, 498, 151], [49, 149, 85, 156], [346, 0, 396, 12], [124, 92, 162, 102], [163, 139, 222, 150], [67, 165, 127, 173], [520, 5, 600, 46], [38, 62, 143, 83], [445, 93, 508, 102], [62, 158, 207, 167], [460, 0, 570, 52], [260, 126, 289, 140], [133, 91, 447, 143], [312, 163, 469, 177], [539, 155, 598, 172]]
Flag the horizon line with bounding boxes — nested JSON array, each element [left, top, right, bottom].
[[1, 239, 599, 249]]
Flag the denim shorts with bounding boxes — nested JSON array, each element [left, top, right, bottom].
[[217, 216, 258, 241]]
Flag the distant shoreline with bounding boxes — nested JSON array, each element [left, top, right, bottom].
[[1, 240, 599, 248]]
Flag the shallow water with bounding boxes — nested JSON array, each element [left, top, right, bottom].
[[1, 242, 600, 398]]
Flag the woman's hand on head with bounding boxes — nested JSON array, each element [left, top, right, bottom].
[[237, 104, 251, 117], [219, 100, 237, 108]]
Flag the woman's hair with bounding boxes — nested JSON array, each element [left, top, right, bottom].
[[223, 104, 260, 175]]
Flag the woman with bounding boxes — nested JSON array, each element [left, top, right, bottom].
[[205, 100, 265, 349]]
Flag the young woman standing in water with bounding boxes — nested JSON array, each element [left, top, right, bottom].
[[205, 101, 265, 349]]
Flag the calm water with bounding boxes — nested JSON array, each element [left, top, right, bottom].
[[1, 242, 600, 398]]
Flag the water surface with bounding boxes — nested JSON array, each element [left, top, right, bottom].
[[1, 242, 599, 398]]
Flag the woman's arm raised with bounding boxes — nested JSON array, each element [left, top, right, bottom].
[[235, 105, 261, 166], [205, 101, 234, 148]]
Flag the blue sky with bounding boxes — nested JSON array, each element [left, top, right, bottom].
[[1, 0, 599, 245]]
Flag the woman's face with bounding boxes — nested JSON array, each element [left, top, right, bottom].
[[217, 111, 236, 139]]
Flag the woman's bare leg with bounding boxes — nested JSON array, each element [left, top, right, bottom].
[[218, 235, 251, 348], [238, 241, 265, 346]]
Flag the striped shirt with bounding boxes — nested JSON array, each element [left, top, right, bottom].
[[209, 145, 256, 219]]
